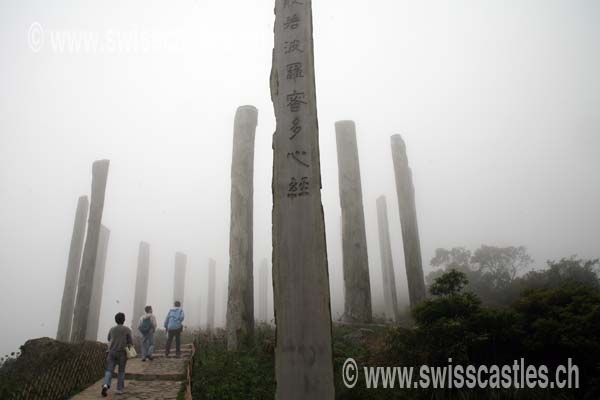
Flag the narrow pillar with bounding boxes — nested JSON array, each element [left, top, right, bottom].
[[174, 252, 187, 305], [376, 196, 401, 323], [132, 241, 150, 332], [391, 135, 426, 307], [196, 296, 202, 329], [71, 159, 110, 342], [222, 279, 228, 328], [86, 225, 110, 341], [267, 268, 274, 324], [258, 258, 269, 323], [226, 105, 257, 350], [207, 258, 216, 332], [335, 120, 372, 323], [56, 195, 89, 342], [271, 0, 335, 397]]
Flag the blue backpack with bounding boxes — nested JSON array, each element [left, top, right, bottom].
[[139, 316, 152, 334]]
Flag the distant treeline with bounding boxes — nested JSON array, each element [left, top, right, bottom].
[[426, 245, 599, 307]]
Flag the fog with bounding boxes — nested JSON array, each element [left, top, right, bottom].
[[1, 0, 599, 358]]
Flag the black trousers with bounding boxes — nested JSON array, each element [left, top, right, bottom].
[[165, 328, 182, 355]]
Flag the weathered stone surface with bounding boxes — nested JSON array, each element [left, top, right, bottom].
[[270, 0, 335, 397], [132, 241, 150, 332], [72, 159, 110, 342], [376, 196, 401, 323], [173, 252, 187, 305], [226, 105, 257, 350], [207, 258, 216, 331], [57, 195, 89, 342], [335, 120, 372, 323], [258, 258, 269, 323], [86, 225, 110, 341], [390, 135, 426, 307]]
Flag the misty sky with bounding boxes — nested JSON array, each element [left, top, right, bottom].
[[1, 0, 599, 357]]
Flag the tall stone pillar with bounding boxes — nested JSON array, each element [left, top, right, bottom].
[[71, 159, 110, 342], [258, 258, 269, 323], [226, 105, 257, 350], [57, 195, 89, 342], [173, 252, 187, 305], [376, 196, 401, 323], [391, 135, 426, 307], [86, 225, 110, 341], [207, 258, 216, 332], [335, 120, 372, 323], [271, 0, 335, 397], [132, 241, 150, 331]]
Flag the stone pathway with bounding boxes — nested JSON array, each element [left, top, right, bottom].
[[72, 344, 192, 400]]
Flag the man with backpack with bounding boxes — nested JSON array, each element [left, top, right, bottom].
[[164, 300, 185, 357], [137, 305, 157, 361]]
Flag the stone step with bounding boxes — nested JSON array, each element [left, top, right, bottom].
[[153, 346, 192, 351], [111, 355, 188, 382], [73, 379, 183, 399], [151, 343, 193, 349], [151, 349, 192, 355], [121, 372, 185, 381], [145, 354, 190, 359], [152, 347, 192, 353], [154, 347, 192, 353]]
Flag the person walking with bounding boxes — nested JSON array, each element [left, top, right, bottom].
[[164, 300, 185, 357], [138, 305, 157, 361], [101, 312, 133, 397]]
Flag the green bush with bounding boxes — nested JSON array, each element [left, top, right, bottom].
[[387, 270, 600, 399], [191, 324, 275, 400]]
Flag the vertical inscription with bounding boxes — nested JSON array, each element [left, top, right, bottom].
[[280, 1, 310, 201]]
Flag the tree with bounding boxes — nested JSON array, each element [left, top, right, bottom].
[[427, 245, 535, 307], [527, 257, 599, 288], [471, 245, 533, 280], [389, 270, 518, 368], [430, 247, 472, 271], [429, 269, 468, 296], [427, 247, 476, 289]]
